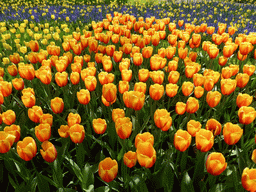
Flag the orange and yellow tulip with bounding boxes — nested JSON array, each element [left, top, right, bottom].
[[51, 97, 64, 114], [123, 91, 145, 111], [206, 152, 227, 176], [4, 124, 21, 143], [0, 131, 16, 153], [115, 117, 132, 139], [17, 137, 37, 161], [102, 83, 117, 103], [154, 109, 172, 131], [35, 123, 51, 142], [12, 78, 24, 91], [206, 91, 222, 108], [236, 73, 249, 88], [223, 122, 243, 145], [187, 120, 201, 137], [236, 93, 253, 108], [205, 119, 222, 136], [28, 106, 43, 123], [136, 141, 156, 168], [98, 157, 118, 183], [40, 141, 57, 163], [182, 81, 194, 96], [195, 129, 214, 152], [174, 129, 192, 152], [242, 168, 256, 191], [175, 102, 186, 115], [238, 106, 256, 125], [93, 118, 107, 134], [186, 97, 199, 114], [149, 84, 164, 100], [123, 151, 137, 168], [69, 124, 85, 144]]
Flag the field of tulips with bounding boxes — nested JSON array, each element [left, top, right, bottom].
[[0, 0, 256, 191]]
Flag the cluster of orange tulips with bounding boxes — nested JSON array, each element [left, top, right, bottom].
[[0, 10, 256, 190]]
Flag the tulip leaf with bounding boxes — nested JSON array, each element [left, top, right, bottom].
[[95, 186, 110, 192], [65, 157, 83, 183], [36, 174, 51, 192], [8, 174, 17, 189], [53, 159, 63, 187], [181, 172, 195, 192], [82, 163, 94, 192], [56, 188, 78, 192], [76, 143, 85, 169]]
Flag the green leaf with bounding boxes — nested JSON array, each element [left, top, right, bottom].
[[95, 186, 110, 192], [208, 183, 225, 192], [181, 172, 195, 192], [82, 163, 94, 192], [8, 174, 17, 189], [37, 174, 51, 192], [65, 157, 83, 183], [76, 143, 85, 168], [56, 188, 78, 192]]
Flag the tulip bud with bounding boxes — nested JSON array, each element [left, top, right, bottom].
[[51, 97, 64, 114], [195, 129, 214, 152], [17, 137, 37, 161], [223, 122, 243, 145]]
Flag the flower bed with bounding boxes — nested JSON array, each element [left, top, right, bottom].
[[0, 0, 256, 191]]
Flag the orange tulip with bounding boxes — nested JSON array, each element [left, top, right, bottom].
[[223, 122, 243, 145], [167, 34, 177, 45], [206, 152, 227, 176], [39, 113, 53, 127], [98, 72, 114, 85], [0, 131, 16, 153], [167, 60, 178, 72], [118, 80, 129, 94], [58, 125, 70, 138], [77, 89, 90, 105], [123, 91, 145, 111], [142, 46, 153, 59], [115, 117, 132, 139], [239, 42, 252, 55], [121, 69, 132, 82], [4, 124, 20, 143], [236, 93, 253, 108], [113, 51, 123, 63], [208, 46, 219, 59], [194, 86, 204, 99], [135, 132, 154, 148], [187, 120, 201, 137], [98, 157, 118, 183], [243, 64, 255, 76], [206, 91, 222, 108], [251, 149, 256, 164], [9, 53, 20, 64], [178, 20, 184, 27], [165, 83, 179, 98], [174, 129, 192, 152], [17, 137, 37, 161], [150, 71, 164, 85], [186, 97, 199, 114], [175, 102, 186, 115], [178, 47, 188, 59], [102, 83, 117, 103], [123, 151, 137, 168], [0, 81, 12, 97], [84, 76, 97, 92], [154, 109, 172, 131], [149, 84, 164, 100], [195, 129, 214, 152], [223, 45, 234, 58], [136, 141, 156, 168], [40, 141, 57, 163], [166, 46, 176, 59], [236, 73, 249, 88], [134, 82, 146, 94], [67, 113, 81, 127], [51, 97, 64, 114], [138, 69, 149, 82], [205, 119, 222, 136], [112, 108, 125, 122], [12, 78, 24, 91], [93, 118, 107, 134], [182, 81, 194, 96], [168, 71, 180, 84], [220, 79, 236, 95], [69, 124, 85, 144], [35, 123, 51, 142], [29, 40, 39, 52], [238, 106, 256, 125], [21, 92, 36, 108], [218, 56, 228, 66], [207, 26, 215, 35], [133, 53, 143, 66], [28, 106, 43, 123], [70, 72, 80, 85], [242, 168, 256, 191], [7, 64, 18, 76], [55, 72, 68, 87]]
